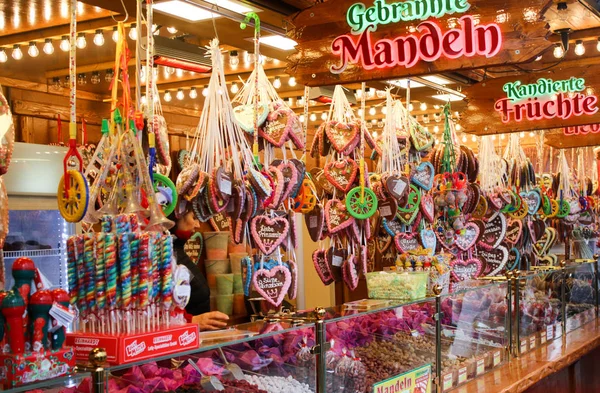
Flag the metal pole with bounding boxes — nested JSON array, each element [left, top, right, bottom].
[[505, 271, 514, 358], [560, 261, 567, 336], [594, 255, 599, 318], [433, 285, 442, 393], [89, 348, 107, 393], [514, 271, 521, 357], [311, 307, 329, 393]]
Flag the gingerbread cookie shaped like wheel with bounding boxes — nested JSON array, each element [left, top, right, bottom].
[[346, 186, 378, 219], [57, 170, 89, 223]]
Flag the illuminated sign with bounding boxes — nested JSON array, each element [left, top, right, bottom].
[[346, 0, 471, 33], [494, 77, 599, 123], [563, 124, 600, 136], [372, 364, 432, 393], [331, 14, 502, 73]]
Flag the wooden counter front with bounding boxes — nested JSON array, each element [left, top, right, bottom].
[[456, 320, 600, 393]]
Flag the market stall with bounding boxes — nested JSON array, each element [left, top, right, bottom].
[[1, 0, 600, 392]]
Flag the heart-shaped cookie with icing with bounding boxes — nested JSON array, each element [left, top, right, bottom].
[[233, 103, 269, 134], [325, 121, 359, 154], [325, 199, 355, 233], [253, 265, 291, 307], [394, 233, 420, 254], [260, 106, 293, 147], [420, 194, 435, 223], [313, 249, 333, 285], [305, 204, 325, 242], [411, 161, 435, 191], [454, 222, 479, 251], [343, 255, 359, 290], [451, 258, 483, 282], [324, 158, 358, 193], [251, 215, 289, 255]]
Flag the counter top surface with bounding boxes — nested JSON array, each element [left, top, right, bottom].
[[456, 320, 600, 393]]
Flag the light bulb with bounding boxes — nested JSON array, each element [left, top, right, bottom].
[[299, 115, 305, 123], [471, 135, 477, 142], [553, 44, 564, 58], [105, 69, 114, 83], [376, 90, 385, 98], [112, 27, 119, 43], [321, 112, 328, 121], [288, 77, 296, 87], [462, 135, 467, 143], [229, 50, 239, 67], [358, 109, 364, 116], [93, 30, 105, 46], [287, 97, 294, 107], [373, 131, 379, 138], [175, 68, 184, 77], [27, 42, 39, 57], [369, 107, 376, 116], [77, 73, 86, 85], [11, 45, 22, 60], [164, 90, 172, 102], [420, 102, 427, 111], [574, 40, 585, 56], [371, 119, 377, 124], [176, 89, 184, 100], [492, 135, 496, 140], [529, 131, 535, 137], [189, 87, 198, 99], [309, 113, 317, 121], [500, 134, 506, 140], [296, 96, 304, 106], [202, 86, 208, 97], [52, 77, 61, 89], [381, 106, 387, 114], [455, 124, 461, 131], [408, 103, 414, 111], [60, 36, 69, 51], [230, 82, 239, 94], [520, 132, 525, 138], [355, 89, 362, 98], [0, 49, 7, 63], [76, 33, 87, 49], [433, 126, 439, 133], [129, 24, 137, 40], [90, 71, 101, 84], [43, 39, 54, 55], [423, 114, 429, 123], [141, 95, 147, 105], [273, 77, 281, 89], [167, 26, 178, 34], [367, 88, 376, 98]]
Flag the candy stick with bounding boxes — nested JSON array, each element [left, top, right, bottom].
[[66, 237, 78, 306], [105, 233, 118, 335], [150, 233, 162, 329], [115, 213, 131, 234], [75, 235, 87, 331], [130, 232, 140, 331], [129, 213, 140, 232], [83, 233, 97, 331], [160, 234, 174, 327], [138, 233, 150, 332], [119, 233, 132, 334], [95, 233, 107, 334], [101, 215, 113, 233]]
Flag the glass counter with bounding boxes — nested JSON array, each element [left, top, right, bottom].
[[564, 262, 597, 333], [439, 282, 509, 391], [515, 270, 562, 355], [1, 372, 90, 393]]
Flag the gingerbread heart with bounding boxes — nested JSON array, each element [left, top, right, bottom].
[[450, 258, 483, 282], [376, 231, 393, 254], [379, 197, 398, 220], [313, 249, 333, 285], [478, 212, 506, 249], [505, 219, 522, 245], [420, 229, 437, 254], [455, 222, 480, 251], [508, 247, 520, 270], [420, 194, 435, 223], [251, 215, 289, 255], [209, 212, 232, 232], [411, 161, 435, 191], [479, 244, 509, 276], [305, 204, 325, 242], [253, 265, 291, 307], [394, 232, 420, 254], [324, 158, 358, 193], [278, 161, 299, 202], [325, 199, 355, 233], [288, 260, 298, 300], [520, 189, 541, 215], [397, 185, 421, 224], [233, 103, 269, 134], [260, 107, 294, 147], [343, 255, 359, 290], [383, 217, 403, 237], [325, 121, 359, 154], [386, 174, 410, 201]]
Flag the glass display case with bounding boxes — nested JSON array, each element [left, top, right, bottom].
[[564, 261, 597, 333], [1, 372, 90, 393], [439, 282, 509, 391], [514, 270, 563, 356]]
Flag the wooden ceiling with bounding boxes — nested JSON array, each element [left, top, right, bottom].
[[0, 0, 599, 149]]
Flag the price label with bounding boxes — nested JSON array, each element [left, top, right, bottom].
[[540, 333, 546, 345], [458, 367, 467, 384], [555, 326, 563, 338], [546, 325, 554, 341], [380, 205, 392, 217], [443, 373, 453, 391], [530, 336, 536, 349], [309, 216, 318, 228], [493, 351, 501, 367], [332, 255, 344, 267], [520, 339, 528, 354], [476, 358, 485, 376]]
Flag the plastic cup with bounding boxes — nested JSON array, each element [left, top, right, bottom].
[[233, 274, 244, 294], [233, 294, 246, 315], [216, 274, 234, 295], [203, 232, 229, 260], [229, 253, 247, 275], [207, 274, 217, 290], [216, 295, 233, 315], [210, 295, 216, 311], [205, 259, 231, 275]]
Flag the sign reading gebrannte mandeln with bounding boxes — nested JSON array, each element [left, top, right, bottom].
[[286, 0, 552, 86], [461, 65, 600, 135]]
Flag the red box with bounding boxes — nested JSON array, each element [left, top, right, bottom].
[[66, 324, 200, 365], [0, 348, 76, 388]]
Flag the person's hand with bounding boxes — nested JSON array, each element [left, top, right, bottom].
[[195, 311, 229, 331]]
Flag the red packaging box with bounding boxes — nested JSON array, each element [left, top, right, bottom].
[[66, 323, 200, 365], [0, 348, 76, 388]]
